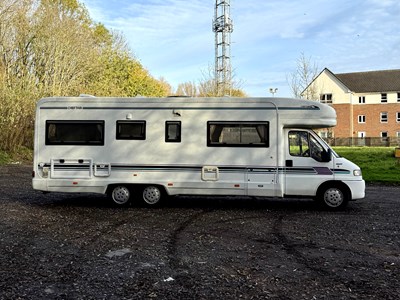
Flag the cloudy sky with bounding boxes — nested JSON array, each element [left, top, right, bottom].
[[80, 0, 400, 97]]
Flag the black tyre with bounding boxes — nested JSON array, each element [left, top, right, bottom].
[[317, 184, 349, 210], [109, 185, 131, 206], [141, 185, 163, 206]]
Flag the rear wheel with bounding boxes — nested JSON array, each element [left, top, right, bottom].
[[142, 185, 163, 206], [110, 185, 131, 206], [318, 184, 349, 210]]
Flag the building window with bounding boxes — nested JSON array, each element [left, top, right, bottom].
[[397, 132, 400, 138], [358, 96, 366, 104], [381, 132, 388, 143], [358, 115, 366, 123], [380, 112, 388, 123], [116, 121, 146, 140], [207, 121, 269, 147], [397, 92, 400, 102], [46, 121, 104, 146], [320, 94, 332, 104], [381, 93, 387, 103], [165, 121, 181, 143], [397, 112, 400, 122]]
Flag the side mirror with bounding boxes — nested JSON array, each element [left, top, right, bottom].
[[321, 148, 332, 162]]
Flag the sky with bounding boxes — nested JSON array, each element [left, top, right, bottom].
[[80, 0, 400, 97]]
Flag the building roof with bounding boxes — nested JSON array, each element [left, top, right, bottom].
[[334, 69, 400, 93]]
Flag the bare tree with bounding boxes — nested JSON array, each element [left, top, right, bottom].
[[176, 81, 197, 97], [174, 64, 246, 97], [287, 52, 319, 100]]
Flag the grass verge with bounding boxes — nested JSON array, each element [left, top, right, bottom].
[[0, 147, 33, 165], [334, 147, 400, 184]]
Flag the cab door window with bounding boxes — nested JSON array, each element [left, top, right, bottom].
[[289, 131, 325, 162], [289, 131, 310, 157]]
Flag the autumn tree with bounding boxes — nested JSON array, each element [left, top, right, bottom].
[[85, 30, 170, 97], [0, 0, 170, 152], [0, 0, 39, 151]]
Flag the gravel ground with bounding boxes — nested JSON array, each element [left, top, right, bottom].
[[0, 165, 399, 299]]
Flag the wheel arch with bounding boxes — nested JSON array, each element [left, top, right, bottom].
[[106, 183, 132, 196], [106, 183, 169, 195], [316, 180, 352, 199]]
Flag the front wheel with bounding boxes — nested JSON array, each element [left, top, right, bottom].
[[317, 184, 349, 210]]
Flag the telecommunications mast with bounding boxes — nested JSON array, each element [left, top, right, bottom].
[[213, 0, 233, 96]]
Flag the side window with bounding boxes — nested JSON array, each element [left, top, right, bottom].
[[116, 121, 146, 140], [46, 121, 104, 146], [207, 122, 269, 147], [289, 131, 325, 162], [165, 121, 181, 143]]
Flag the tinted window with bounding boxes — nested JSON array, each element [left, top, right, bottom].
[[46, 121, 104, 146], [207, 122, 269, 147], [166, 121, 181, 143], [116, 121, 146, 140]]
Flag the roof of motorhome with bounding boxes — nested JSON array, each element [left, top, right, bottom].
[[37, 96, 336, 128], [38, 96, 328, 108]]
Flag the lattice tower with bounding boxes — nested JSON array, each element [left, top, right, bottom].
[[212, 0, 233, 96]]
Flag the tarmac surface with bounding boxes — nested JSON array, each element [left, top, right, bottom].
[[0, 165, 399, 299]]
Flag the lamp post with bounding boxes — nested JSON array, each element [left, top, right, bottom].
[[269, 88, 278, 97]]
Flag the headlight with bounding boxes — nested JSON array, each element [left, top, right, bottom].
[[353, 169, 362, 176]]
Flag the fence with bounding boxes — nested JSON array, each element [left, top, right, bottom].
[[323, 137, 400, 147]]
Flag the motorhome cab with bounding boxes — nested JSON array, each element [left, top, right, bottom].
[[32, 96, 365, 210]]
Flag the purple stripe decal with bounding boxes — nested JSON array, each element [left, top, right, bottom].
[[313, 167, 333, 175]]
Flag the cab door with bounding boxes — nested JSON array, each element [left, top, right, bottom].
[[284, 129, 334, 197]]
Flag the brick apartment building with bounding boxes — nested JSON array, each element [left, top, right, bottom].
[[303, 68, 400, 139]]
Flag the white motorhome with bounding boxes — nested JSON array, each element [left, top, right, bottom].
[[32, 96, 365, 209]]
